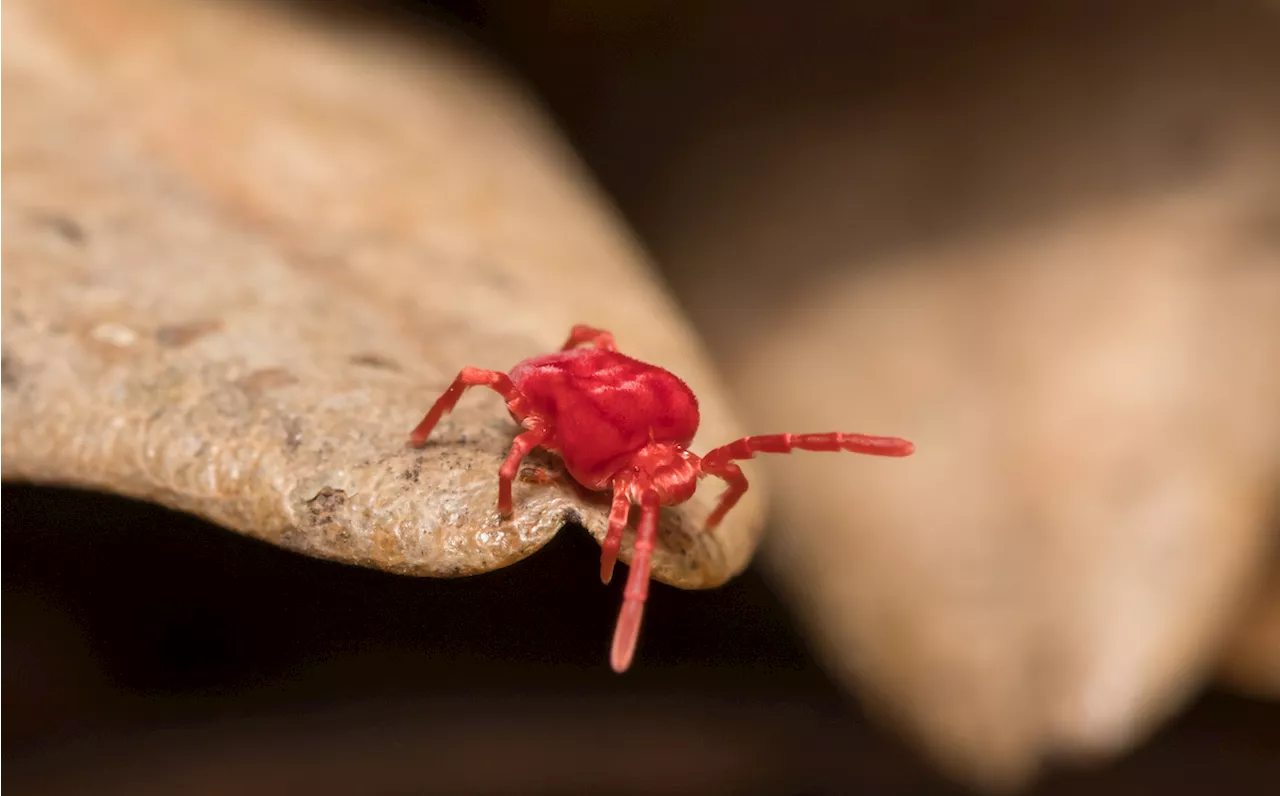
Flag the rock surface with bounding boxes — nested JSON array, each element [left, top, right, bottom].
[[1, 0, 764, 590]]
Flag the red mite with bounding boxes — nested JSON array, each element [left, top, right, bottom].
[[408, 324, 915, 672]]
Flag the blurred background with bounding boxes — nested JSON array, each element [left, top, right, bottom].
[[6, 0, 1280, 793]]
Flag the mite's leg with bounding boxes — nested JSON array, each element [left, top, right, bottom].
[[700, 432, 915, 529], [560, 324, 618, 352], [610, 489, 660, 673], [600, 477, 633, 584], [496, 427, 552, 516], [519, 467, 558, 485], [699, 459, 749, 530], [408, 367, 530, 447]]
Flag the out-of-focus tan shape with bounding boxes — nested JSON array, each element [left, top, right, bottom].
[[1221, 547, 1280, 696], [0, 0, 763, 590], [630, 2, 1280, 789]]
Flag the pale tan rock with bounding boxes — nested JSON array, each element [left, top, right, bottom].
[[636, 3, 1280, 789], [0, 0, 763, 591]]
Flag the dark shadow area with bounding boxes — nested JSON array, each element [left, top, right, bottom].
[[4, 483, 1280, 794], [1, 483, 832, 721], [1, 483, 940, 794]]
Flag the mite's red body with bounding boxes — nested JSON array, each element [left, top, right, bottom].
[[508, 348, 700, 492], [408, 325, 915, 672]]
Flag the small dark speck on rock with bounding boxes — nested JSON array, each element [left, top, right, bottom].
[[156, 319, 224, 348], [401, 459, 422, 482], [306, 487, 347, 519], [349, 353, 402, 371], [32, 211, 86, 244], [283, 417, 303, 451], [2, 352, 21, 390], [236, 367, 299, 397]]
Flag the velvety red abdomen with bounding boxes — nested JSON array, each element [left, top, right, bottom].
[[509, 348, 700, 490]]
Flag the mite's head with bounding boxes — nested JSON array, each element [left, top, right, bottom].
[[625, 442, 701, 505]]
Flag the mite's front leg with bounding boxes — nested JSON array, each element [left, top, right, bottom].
[[600, 477, 633, 584], [407, 367, 531, 447]]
